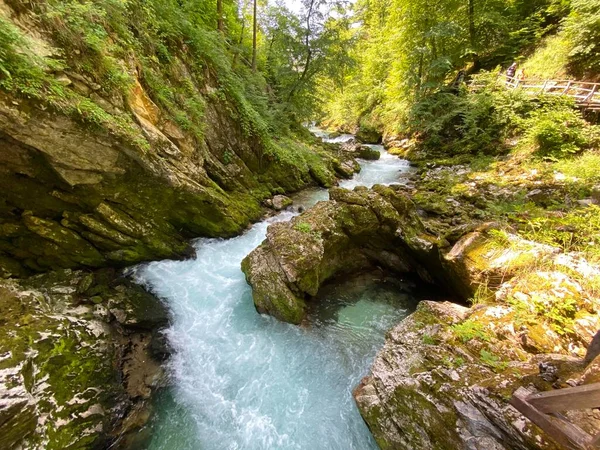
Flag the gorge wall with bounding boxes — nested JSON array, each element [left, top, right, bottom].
[[0, 0, 351, 277]]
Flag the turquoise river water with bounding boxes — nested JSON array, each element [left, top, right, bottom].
[[132, 135, 418, 449]]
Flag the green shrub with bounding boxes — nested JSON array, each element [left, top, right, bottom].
[[294, 222, 312, 233], [524, 108, 595, 158], [564, 0, 600, 77], [407, 74, 534, 156], [451, 319, 494, 343]]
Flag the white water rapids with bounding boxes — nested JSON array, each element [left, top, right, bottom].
[[132, 134, 417, 450]]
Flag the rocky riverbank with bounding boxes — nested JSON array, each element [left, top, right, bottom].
[[242, 180, 600, 448], [0, 269, 169, 449]]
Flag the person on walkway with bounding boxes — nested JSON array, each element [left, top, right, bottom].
[[506, 62, 517, 79], [516, 68, 526, 82]]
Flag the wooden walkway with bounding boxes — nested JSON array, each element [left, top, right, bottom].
[[511, 382, 600, 449], [476, 75, 600, 111]]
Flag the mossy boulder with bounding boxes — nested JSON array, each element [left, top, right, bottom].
[[356, 126, 382, 144], [241, 186, 440, 324], [358, 145, 381, 160], [0, 269, 169, 450]]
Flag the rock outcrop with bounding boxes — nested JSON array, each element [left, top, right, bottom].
[[241, 185, 441, 324], [0, 269, 169, 450], [242, 185, 600, 449]]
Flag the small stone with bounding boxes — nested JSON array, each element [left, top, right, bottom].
[[55, 74, 72, 86], [272, 195, 292, 211], [577, 199, 594, 207], [539, 362, 559, 382]]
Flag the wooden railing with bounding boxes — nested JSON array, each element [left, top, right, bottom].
[[511, 383, 600, 449], [473, 75, 600, 111]]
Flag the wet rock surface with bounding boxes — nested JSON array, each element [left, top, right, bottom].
[[242, 185, 441, 324], [242, 184, 600, 449], [0, 269, 169, 450]]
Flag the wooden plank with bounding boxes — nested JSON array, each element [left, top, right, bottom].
[[510, 395, 591, 449], [585, 85, 598, 106], [590, 432, 600, 448], [564, 80, 573, 94], [527, 384, 600, 413]]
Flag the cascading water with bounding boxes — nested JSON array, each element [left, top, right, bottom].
[[132, 131, 417, 450]]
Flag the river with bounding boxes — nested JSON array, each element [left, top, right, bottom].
[[132, 133, 417, 450]]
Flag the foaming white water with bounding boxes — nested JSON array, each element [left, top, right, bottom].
[[132, 133, 417, 450], [308, 125, 355, 144], [340, 145, 414, 189]]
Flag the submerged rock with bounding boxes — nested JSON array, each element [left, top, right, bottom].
[[358, 145, 381, 160], [0, 269, 169, 449]]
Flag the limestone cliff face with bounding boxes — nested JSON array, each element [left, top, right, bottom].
[[0, 1, 348, 276]]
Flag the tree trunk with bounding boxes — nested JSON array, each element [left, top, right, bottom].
[[217, 0, 224, 32], [232, 7, 246, 69], [252, 0, 257, 72], [286, 0, 316, 103], [468, 0, 475, 49]]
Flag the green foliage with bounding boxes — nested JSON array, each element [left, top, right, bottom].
[[524, 107, 597, 159], [452, 319, 494, 343], [422, 333, 437, 345], [521, 206, 600, 261], [506, 273, 579, 336], [406, 78, 530, 156], [294, 222, 313, 233], [0, 0, 343, 152], [404, 73, 599, 159], [479, 348, 508, 371], [317, 0, 571, 133], [564, 0, 600, 77], [521, 34, 572, 79]]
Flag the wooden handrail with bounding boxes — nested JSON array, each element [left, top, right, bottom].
[[473, 74, 600, 111], [511, 383, 600, 449]]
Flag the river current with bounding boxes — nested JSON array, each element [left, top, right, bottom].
[[132, 133, 416, 450]]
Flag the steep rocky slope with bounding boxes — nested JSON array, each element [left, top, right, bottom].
[[0, 2, 361, 448], [0, 0, 354, 276]]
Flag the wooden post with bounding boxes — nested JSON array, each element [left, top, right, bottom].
[[541, 80, 548, 94], [584, 84, 598, 107], [563, 80, 573, 95]]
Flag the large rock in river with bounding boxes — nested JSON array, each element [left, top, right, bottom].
[[241, 185, 442, 324]]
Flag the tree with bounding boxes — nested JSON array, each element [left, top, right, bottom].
[[217, 0, 224, 31], [252, 0, 257, 71]]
